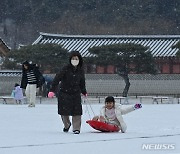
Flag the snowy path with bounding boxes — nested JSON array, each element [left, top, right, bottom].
[[0, 103, 180, 154]]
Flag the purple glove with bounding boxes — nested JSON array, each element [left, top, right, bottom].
[[134, 104, 142, 110], [84, 93, 88, 97], [82, 93, 87, 97]]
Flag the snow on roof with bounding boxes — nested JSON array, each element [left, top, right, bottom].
[[32, 32, 180, 57], [0, 38, 10, 56]]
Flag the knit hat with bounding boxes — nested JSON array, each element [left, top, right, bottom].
[[105, 96, 115, 103], [15, 83, 20, 87], [22, 60, 29, 66]]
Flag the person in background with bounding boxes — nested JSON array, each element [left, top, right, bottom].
[[42, 75, 53, 97], [48, 51, 87, 134], [20, 61, 45, 107], [92, 96, 142, 133], [12, 83, 24, 104]]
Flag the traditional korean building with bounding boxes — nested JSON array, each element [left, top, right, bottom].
[[33, 33, 180, 74], [0, 38, 10, 69], [0, 38, 10, 56]]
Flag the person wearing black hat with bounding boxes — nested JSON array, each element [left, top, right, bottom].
[[48, 51, 87, 134], [21, 61, 45, 107], [92, 96, 142, 133]]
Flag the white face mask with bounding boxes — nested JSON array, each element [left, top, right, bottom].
[[71, 59, 79, 66]]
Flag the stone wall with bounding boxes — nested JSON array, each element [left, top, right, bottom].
[[1, 72, 180, 96]]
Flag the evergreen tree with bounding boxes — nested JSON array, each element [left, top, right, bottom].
[[5, 44, 69, 72], [173, 41, 180, 57], [88, 43, 157, 97]]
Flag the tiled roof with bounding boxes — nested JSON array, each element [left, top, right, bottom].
[[0, 70, 21, 76], [0, 38, 10, 56], [33, 32, 180, 57]]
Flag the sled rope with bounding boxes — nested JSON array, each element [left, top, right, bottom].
[[84, 97, 95, 119], [84, 101, 91, 119]]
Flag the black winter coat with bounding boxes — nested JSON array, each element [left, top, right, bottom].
[[51, 64, 87, 115], [21, 64, 44, 89]]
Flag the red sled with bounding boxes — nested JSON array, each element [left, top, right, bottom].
[[86, 120, 120, 132]]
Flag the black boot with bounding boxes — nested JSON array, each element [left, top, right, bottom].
[[73, 130, 80, 134], [63, 123, 71, 132]]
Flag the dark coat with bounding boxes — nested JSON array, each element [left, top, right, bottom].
[[20, 63, 45, 89], [51, 51, 87, 116]]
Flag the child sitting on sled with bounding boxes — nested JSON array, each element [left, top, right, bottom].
[[92, 96, 142, 133]]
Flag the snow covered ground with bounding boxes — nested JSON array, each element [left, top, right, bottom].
[[0, 98, 180, 154]]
